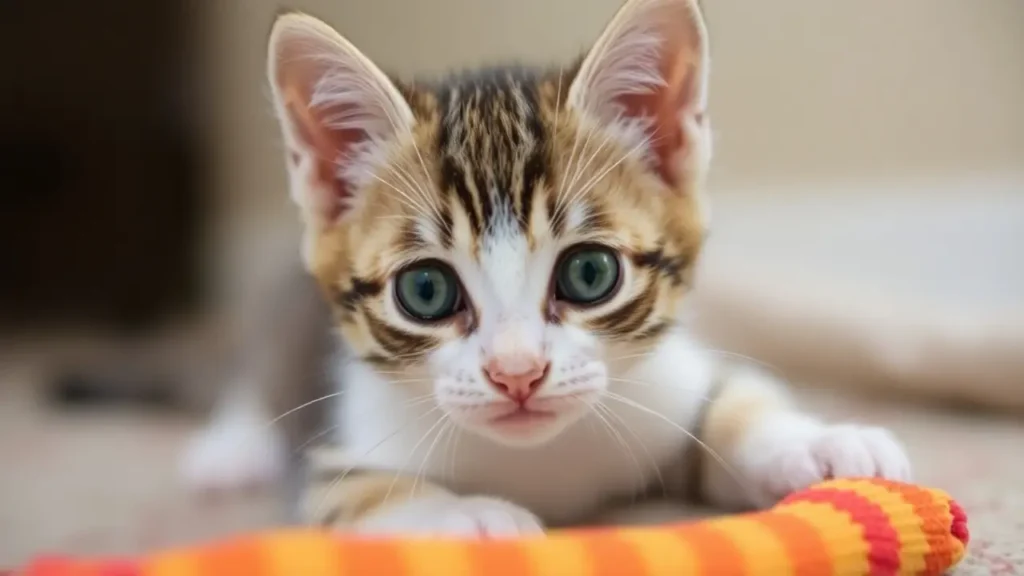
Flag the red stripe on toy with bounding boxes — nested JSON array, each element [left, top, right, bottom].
[[786, 487, 901, 576], [948, 500, 968, 546], [22, 556, 89, 576], [95, 560, 142, 576]]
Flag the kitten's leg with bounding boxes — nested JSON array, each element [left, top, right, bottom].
[[181, 375, 287, 492], [304, 468, 544, 537], [698, 366, 911, 509], [181, 265, 330, 495]]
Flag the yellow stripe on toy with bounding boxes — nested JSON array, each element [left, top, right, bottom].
[[21, 478, 969, 576]]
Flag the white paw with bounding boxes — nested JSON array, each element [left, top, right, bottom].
[[356, 495, 545, 538], [748, 423, 911, 505], [180, 405, 286, 493]]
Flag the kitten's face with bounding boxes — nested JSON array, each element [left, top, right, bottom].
[[269, 0, 711, 447]]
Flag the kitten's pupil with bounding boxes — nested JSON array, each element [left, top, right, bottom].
[[414, 274, 436, 302]]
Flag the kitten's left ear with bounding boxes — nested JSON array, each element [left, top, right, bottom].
[[267, 13, 415, 266], [568, 0, 710, 187]]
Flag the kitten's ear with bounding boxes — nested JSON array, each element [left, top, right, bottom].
[[267, 13, 413, 259], [568, 0, 710, 187]]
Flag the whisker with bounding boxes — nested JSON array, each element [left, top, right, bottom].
[[267, 392, 346, 428], [595, 403, 666, 497], [368, 172, 432, 218], [703, 349, 782, 374], [599, 391, 754, 496], [312, 405, 444, 520], [380, 414, 450, 509], [271, 378, 435, 429], [411, 417, 451, 497], [563, 133, 650, 210], [586, 402, 645, 500], [563, 128, 615, 210], [554, 104, 587, 219], [404, 123, 444, 235], [552, 66, 564, 136], [444, 424, 462, 483], [607, 377, 715, 405], [554, 127, 599, 225], [386, 162, 447, 229], [295, 392, 438, 454]]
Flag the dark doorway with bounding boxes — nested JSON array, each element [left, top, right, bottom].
[[0, 1, 209, 332]]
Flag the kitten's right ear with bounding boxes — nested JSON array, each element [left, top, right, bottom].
[[267, 14, 413, 261]]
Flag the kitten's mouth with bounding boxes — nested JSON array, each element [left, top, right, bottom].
[[489, 408, 557, 426]]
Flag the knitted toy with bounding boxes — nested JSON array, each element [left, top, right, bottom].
[[22, 478, 968, 576]]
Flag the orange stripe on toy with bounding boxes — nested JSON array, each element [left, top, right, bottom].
[[143, 550, 200, 576], [522, 532, 593, 576], [716, 514, 796, 575], [262, 530, 342, 576], [882, 484, 955, 575], [466, 539, 536, 576], [193, 534, 268, 576], [828, 479, 928, 575], [402, 538, 474, 576], [616, 527, 699, 575], [774, 501, 870, 575], [753, 510, 833, 576], [337, 537, 407, 576], [672, 521, 746, 574], [787, 486, 901, 575], [578, 529, 651, 576]]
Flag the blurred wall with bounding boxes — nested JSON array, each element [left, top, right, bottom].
[[203, 0, 1024, 218]]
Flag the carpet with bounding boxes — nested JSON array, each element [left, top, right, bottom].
[[1, 362, 1021, 573]]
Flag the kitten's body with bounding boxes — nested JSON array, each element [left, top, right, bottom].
[[186, 0, 911, 536]]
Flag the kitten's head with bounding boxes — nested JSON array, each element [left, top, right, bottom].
[[267, 0, 711, 447]]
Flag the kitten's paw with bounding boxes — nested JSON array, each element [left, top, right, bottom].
[[357, 496, 545, 538], [750, 424, 910, 505], [180, 410, 286, 494]]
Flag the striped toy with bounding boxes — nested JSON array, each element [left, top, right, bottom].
[[22, 478, 968, 576]]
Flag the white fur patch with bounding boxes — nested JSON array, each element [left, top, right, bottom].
[[181, 381, 286, 491]]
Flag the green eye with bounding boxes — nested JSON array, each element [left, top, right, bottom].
[[395, 261, 461, 321], [555, 246, 620, 304]]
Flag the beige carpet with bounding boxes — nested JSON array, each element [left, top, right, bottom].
[[1, 361, 1022, 574]]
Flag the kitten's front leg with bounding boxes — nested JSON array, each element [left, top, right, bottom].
[[305, 469, 544, 537], [698, 367, 911, 509]]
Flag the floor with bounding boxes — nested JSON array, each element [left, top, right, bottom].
[[1, 358, 1022, 574]]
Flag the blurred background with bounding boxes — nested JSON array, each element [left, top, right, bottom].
[[1, 0, 1021, 570]]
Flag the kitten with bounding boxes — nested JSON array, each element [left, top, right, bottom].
[[188, 0, 911, 535]]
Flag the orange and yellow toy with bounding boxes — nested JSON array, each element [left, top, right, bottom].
[[22, 478, 968, 576]]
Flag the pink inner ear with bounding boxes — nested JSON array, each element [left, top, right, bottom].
[[617, 43, 701, 187], [285, 92, 354, 221], [618, 91, 684, 186]]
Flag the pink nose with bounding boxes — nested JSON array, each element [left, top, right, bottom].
[[484, 358, 550, 402]]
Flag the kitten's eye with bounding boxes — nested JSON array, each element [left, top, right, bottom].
[[395, 261, 462, 321], [555, 246, 620, 305]]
